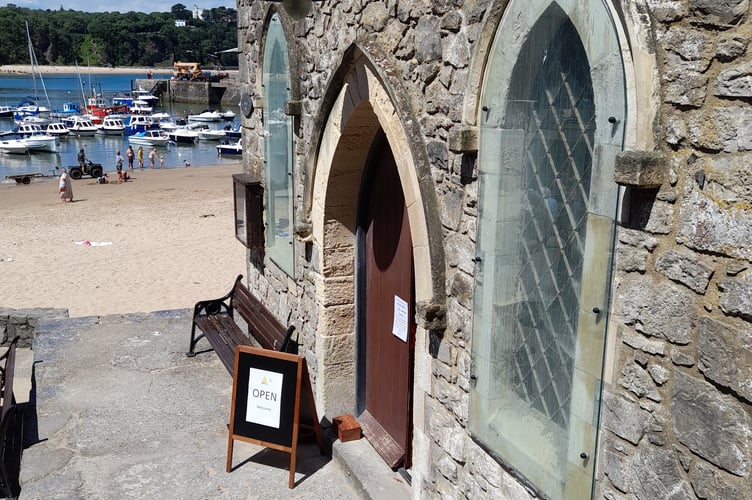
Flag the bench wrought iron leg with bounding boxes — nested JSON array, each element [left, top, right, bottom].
[[187, 322, 204, 357]]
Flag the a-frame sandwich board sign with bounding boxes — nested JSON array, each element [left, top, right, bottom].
[[226, 345, 323, 488]]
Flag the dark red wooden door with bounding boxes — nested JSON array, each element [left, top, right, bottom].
[[359, 140, 414, 468]]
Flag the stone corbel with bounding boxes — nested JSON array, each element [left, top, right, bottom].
[[448, 125, 478, 153], [285, 99, 303, 118], [416, 301, 447, 330], [614, 150, 667, 188]]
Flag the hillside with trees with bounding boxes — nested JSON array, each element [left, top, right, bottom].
[[0, 4, 238, 68]]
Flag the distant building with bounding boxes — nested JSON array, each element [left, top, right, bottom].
[[174, 19, 186, 28], [192, 5, 204, 21], [234, 2, 752, 499]]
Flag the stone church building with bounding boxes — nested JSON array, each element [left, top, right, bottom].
[[232, 0, 751, 498]]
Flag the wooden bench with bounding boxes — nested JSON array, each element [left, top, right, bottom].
[[187, 275, 296, 375], [0, 336, 22, 498]]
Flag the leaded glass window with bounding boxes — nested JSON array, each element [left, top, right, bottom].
[[470, 1, 625, 498]]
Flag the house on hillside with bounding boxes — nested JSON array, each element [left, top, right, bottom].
[[231, 1, 752, 498]]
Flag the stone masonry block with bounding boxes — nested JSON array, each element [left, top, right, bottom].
[[614, 150, 667, 188]]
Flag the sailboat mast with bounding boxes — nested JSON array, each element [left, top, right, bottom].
[[25, 21, 38, 102], [25, 21, 52, 109]]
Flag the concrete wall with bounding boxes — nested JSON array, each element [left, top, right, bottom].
[[133, 78, 241, 106], [235, 0, 752, 498]]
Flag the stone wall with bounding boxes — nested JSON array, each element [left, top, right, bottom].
[[0, 308, 69, 348], [599, 1, 752, 498], [236, 0, 752, 498]]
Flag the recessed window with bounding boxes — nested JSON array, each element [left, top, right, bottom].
[[263, 14, 294, 276], [470, 2, 625, 498]]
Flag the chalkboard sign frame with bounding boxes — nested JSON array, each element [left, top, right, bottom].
[[226, 345, 322, 488]]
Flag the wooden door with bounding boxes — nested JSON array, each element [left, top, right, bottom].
[[358, 136, 414, 469]]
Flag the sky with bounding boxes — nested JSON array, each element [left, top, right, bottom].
[[1, 1, 236, 13]]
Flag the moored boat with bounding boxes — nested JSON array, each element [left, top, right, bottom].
[[23, 133, 59, 152], [0, 138, 29, 154], [46, 122, 70, 136], [0, 105, 15, 118], [216, 139, 242, 155], [198, 128, 226, 141], [167, 127, 199, 144], [124, 115, 158, 134], [127, 129, 171, 147], [223, 122, 241, 139], [65, 117, 98, 136], [187, 109, 222, 122], [99, 116, 126, 135]]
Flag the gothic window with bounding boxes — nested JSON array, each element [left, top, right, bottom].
[[470, 2, 625, 498], [263, 14, 294, 276]]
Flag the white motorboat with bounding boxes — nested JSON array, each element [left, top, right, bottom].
[[46, 122, 70, 136], [132, 89, 160, 105], [151, 113, 177, 131], [0, 105, 14, 118], [221, 110, 236, 121], [66, 117, 98, 136], [16, 123, 47, 137], [23, 133, 59, 152], [99, 116, 126, 135], [187, 109, 222, 122], [216, 139, 242, 155], [0, 139, 29, 154], [198, 128, 226, 141], [128, 129, 171, 147], [129, 100, 153, 114], [167, 127, 199, 144], [124, 115, 156, 134]]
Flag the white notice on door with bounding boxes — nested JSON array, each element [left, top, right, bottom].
[[392, 295, 409, 343], [245, 368, 284, 428]]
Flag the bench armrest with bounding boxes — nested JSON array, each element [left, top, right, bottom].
[[192, 274, 244, 318]]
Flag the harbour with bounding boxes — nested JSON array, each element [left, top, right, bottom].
[[0, 70, 243, 184]]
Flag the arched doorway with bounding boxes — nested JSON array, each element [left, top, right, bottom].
[[306, 50, 442, 480]]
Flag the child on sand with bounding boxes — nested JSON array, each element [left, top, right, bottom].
[[159, 154, 165, 169]]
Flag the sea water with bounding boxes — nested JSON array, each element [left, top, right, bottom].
[[0, 72, 241, 182]]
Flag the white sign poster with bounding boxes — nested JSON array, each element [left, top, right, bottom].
[[392, 295, 409, 343], [245, 367, 284, 428]]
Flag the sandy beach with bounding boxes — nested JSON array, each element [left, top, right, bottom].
[[0, 164, 249, 318]]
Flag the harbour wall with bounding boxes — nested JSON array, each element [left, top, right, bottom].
[[133, 78, 241, 107]]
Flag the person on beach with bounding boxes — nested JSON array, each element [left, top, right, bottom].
[[149, 148, 157, 169], [77, 148, 87, 169], [159, 154, 165, 169], [97, 173, 109, 184], [126, 145, 135, 170], [58, 168, 73, 202], [137, 146, 144, 169], [115, 150, 125, 182]]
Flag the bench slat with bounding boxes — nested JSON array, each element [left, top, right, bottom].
[[194, 315, 250, 373]]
